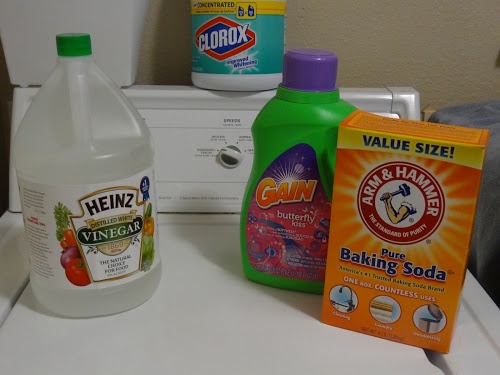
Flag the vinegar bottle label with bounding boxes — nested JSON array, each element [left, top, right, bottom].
[[18, 169, 159, 289], [244, 143, 331, 281]]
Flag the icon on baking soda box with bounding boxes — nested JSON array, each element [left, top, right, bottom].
[[320, 110, 489, 353]]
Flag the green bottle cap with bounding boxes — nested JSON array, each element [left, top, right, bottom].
[[56, 33, 92, 57]]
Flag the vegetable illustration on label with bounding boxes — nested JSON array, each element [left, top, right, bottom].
[[54, 202, 74, 244], [142, 202, 155, 271], [54, 202, 85, 285]]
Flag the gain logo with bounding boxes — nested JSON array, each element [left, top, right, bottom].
[[255, 178, 317, 209], [357, 161, 445, 245], [195, 16, 256, 61]]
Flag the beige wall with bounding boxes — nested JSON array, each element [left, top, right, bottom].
[[137, 0, 500, 109]]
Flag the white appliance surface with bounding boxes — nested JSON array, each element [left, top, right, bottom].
[[0, 212, 28, 325], [0, 0, 151, 87], [8, 85, 420, 214], [1, 86, 499, 375]]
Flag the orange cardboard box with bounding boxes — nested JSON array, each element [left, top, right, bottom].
[[321, 111, 489, 353]]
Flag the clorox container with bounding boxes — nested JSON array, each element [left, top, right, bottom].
[[191, 0, 286, 91], [240, 49, 357, 293]]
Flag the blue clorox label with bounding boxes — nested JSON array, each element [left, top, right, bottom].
[[191, 1, 285, 74]]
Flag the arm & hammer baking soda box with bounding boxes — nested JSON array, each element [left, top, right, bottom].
[[321, 110, 489, 353]]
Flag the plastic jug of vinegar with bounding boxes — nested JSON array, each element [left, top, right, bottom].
[[13, 34, 162, 317]]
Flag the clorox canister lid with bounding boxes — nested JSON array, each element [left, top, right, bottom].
[[56, 33, 92, 57], [282, 49, 338, 92]]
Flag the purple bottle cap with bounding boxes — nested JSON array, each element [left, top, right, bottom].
[[281, 49, 339, 92]]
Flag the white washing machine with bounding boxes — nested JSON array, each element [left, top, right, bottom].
[[0, 86, 498, 374]]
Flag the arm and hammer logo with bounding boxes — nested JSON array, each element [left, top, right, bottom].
[[357, 161, 445, 245]]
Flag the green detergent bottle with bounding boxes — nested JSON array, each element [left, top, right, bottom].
[[240, 49, 357, 293]]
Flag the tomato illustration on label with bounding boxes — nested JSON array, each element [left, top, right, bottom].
[[65, 258, 91, 287]]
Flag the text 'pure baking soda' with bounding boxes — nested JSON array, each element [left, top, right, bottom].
[[321, 111, 489, 352], [13, 34, 162, 318], [240, 50, 357, 293], [191, 0, 286, 91]]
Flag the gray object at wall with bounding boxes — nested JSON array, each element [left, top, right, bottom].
[[428, 101, 500, 307]]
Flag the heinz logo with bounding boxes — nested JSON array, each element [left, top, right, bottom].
[[256, 178, 318, 209], [195, 16, 256, 61]]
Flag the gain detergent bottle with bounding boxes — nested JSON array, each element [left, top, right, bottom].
[[240, 49, 357, 293]]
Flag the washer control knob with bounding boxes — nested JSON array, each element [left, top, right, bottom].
[[218, 146, 243, 168]]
